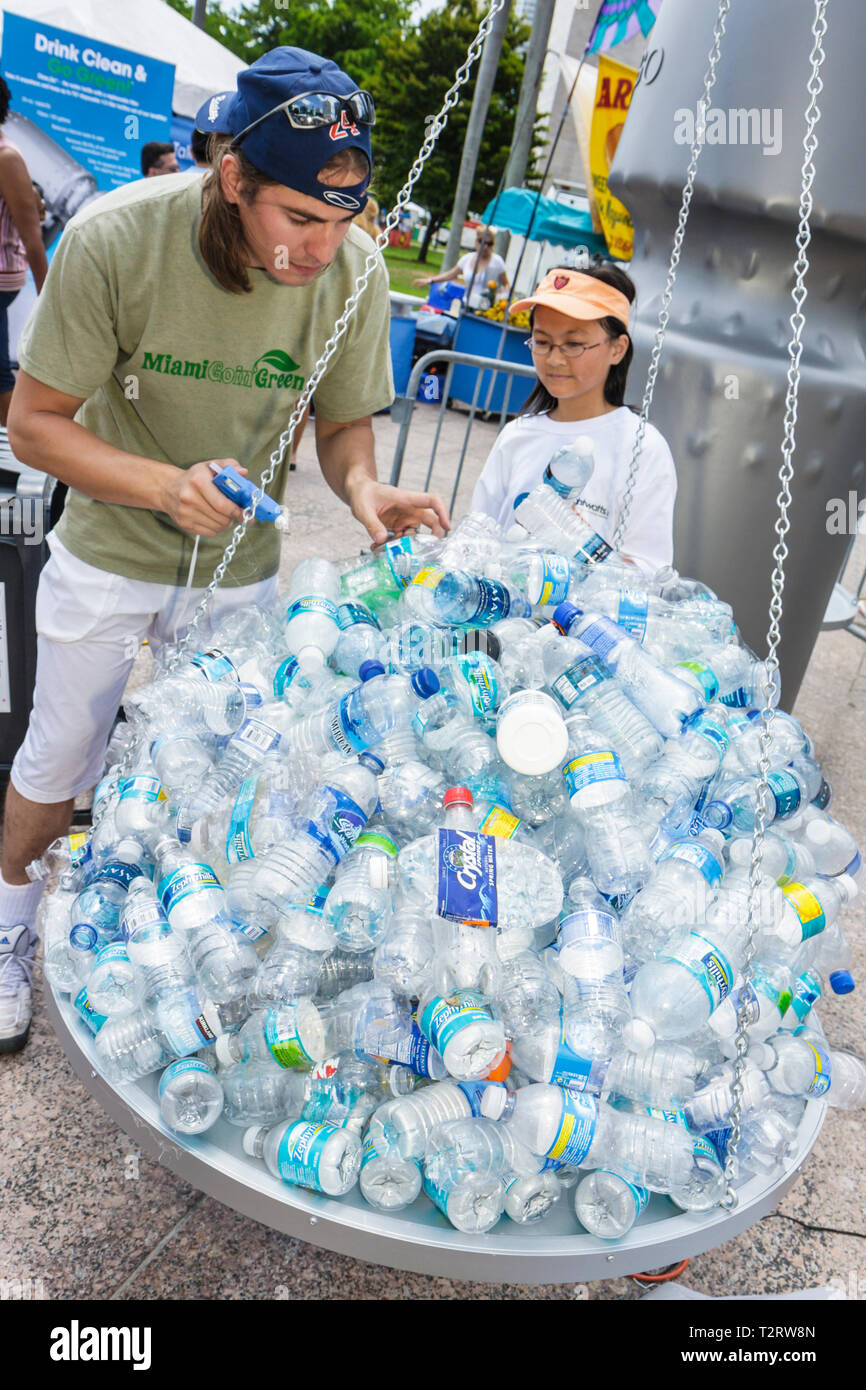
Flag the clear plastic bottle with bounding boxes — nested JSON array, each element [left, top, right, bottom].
[[221, 1059, 307, 1127], [151, 732, 215, 799], [153, 836, 227, 932], [94, 1010, 177, 1084], [372, 909, 435, 1001], [514, 487, 616, 568], [359, 1128, 423, 1211], [575, 1169, 649, 1239], [332, 601, 385, 678], [416, 986, 506, 1080], [244, 1117, 361, 1195], [86, 942, 140, 1017], [281, 662, 440, 761], [619, 830, 726, 971], [383, 620, 501, 675], [402, 566, 530, 628], [323, 826, 401, 952], [158, 1056, 225, 1134], [561, 715, 654, 898], [315, 946, 376, 1001], [369, 1079, 481, 1159], [684, 1061, 770, 1133], [556, 878, 623, 979], [422, 1117, 507, 1232], [132, 651, 248, 737], [282, 557, 342, 672], [626, 916, 746, 1048], [215, 1002, 326, 1071], [180, 715, 283, 826], [247, 938, 326, 1011], [543, 635, 663, 778], [639, 708, 730, 818]]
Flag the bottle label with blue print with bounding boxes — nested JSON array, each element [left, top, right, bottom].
[[436, 829, 498, 925], [226, 776, 259, 864], [660, 931, 734, 1011], [191, 649, 237, 682], [158, 864, 222, 916], [792, 1031, 832, 1096], [549, 1020, 610, 1095], [688, 715, 729, 757], [533, 554, 572, 608], [576, 616, 625, 662], [550, 655, 608, 711], [782, 882, 826, 941], [419, 991, 494, 1057], [676, 661, 720, 702], [616, 591, 649, 640], [231, 719, 281, 756], [119, 775, 165, 804], [92, 862, 148, 892], [337, 602, 380, 630], [73, 987, 107, 1036], [330, 692, 372, 757], [158, 1057, 213, 1099], [562, 748, 626, 798], [285, 595, 339, 627], [768, 770, 802, 819], [457, 652, 498, 715], [275, 1121, 336, 1191], [545, 1089, 598, 1166], [659, 840, 723, 887]]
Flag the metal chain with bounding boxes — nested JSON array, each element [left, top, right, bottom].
[[162, 0, 507, 674], [720, 0, 828, 1210], [612, 0, 730, 549]]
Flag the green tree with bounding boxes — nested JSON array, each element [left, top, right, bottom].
[[374, 0, 541, 261]]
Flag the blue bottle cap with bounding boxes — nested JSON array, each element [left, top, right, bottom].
[[829, 969, 855, 994], [359, 753, 385, 774], [552, 601, 583, 633], [513, 492, 530, 509], [358, 660, 386, 681], [411, 668, 440, 698]]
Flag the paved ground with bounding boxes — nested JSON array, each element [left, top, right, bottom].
[[2, 400, 864, 1302]]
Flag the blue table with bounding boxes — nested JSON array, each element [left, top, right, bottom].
[[449, 313, 535, 415]]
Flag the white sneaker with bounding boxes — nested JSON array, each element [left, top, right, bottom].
[[0, 924, 36, 1053]]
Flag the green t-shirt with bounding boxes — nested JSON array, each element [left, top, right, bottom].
[[18, 170, 395, 587]]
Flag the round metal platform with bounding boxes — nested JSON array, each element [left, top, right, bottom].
[[48, 987, 826, 1285]]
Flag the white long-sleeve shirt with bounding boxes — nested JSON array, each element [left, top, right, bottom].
[[470, 407, 677, 575]]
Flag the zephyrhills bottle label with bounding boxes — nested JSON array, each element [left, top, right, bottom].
[[676, 661, 720, 702], [550, 655, 607, 710], [534, 553, 571, 608], [688, 715, 729, 757], [93, 941, 130, 968], [549, 1020, 610, 1095], [158, 864, 222, 916], [768, 770, 802, 819], [561, 748, 626, 798], [272, 656, 299, 698], [422, 1171, 454, 1218], [226, 776, 259, 864], [384, 535, 414, 587], [545, 1089, 598, 1166], [794, 1033, 832, 1097], [782, 882, 826, 941], [659, 840, 723, 887], [73, 987, 107, 1036], [275, 1121, 335, 1190], [419, 990, 493, 1056], [599, 1169, 649, 1220], [436, 828, 498, 925], [285, 595, 339, 626], [457, 652, 498, 715], [660, 931, 734, 1011], [264, 1007, 315, 1069], [119, 775, 165, 803], [191, 649, 236, 682], [158, 1057, 212, 1099], [615, 590, 649, 639]]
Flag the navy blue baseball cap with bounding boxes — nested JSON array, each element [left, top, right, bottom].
[[195, 47, 373, 212]]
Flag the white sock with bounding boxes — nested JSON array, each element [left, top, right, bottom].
[[0, 870, 45, 930]]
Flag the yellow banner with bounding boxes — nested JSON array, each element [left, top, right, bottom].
[[589, 55, 636, 261]]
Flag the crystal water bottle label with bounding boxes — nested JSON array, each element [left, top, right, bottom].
[[331, 693, 371, 756], [782, 882, 826, 940], [337, 602, 380, 630], [798, 1036, 832, 1096], [550, 655, 607, 710], [786, 973, 821, 1023], [226, 776, 259, 864], [354, 830, 399, 858], [661, 931, 734, 1010], [574, 531, 613, 567], [676, 661, 720, 702], [191, 649, 236, 682], [158, 1057, 212, 1098], [457, 1080, 496, 1115], [550, 1021, 610, 1094], [616, 591, 649, 639], [558, 907, 618, 949], [232, 719, 281, 755], [119, 775, 165, 803], [419, 990, 493, 1056], [562, 749, 626, 797], [275, 1121, 335, 1189], [384, 536, 414, 587], [546, 1090, 598, 1166], [573, 616, 624, 662], [436, 829, 498, 925], [94, 941, 130, 968], [158, 865, 222, 916], [535, 554, 572, 608], [285, 595, 339, 626], [768, 771, 802, 818], [73, 987, 107, 1035], [93, 862, 147, 890], [264, 1008, 315, 1069], [659, 841, 723, 887], [688, 716, 729, 757], [272, 657, 299, 697], [457, 652, 498, 714], [479, 806, 522, 839]]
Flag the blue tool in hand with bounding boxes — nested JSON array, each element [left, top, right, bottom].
[[209, 462, 290, 531]]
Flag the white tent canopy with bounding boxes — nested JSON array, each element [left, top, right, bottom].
[[0, 0, 246, 119]]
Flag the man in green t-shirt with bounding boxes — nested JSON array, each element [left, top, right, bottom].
[[0, 47, 448, 1053]]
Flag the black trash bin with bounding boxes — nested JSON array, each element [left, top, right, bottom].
[[0, 427, 64, 774]]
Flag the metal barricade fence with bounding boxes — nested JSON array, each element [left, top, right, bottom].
[[389, 349, 537, 513]]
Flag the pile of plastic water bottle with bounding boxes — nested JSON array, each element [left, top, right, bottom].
[[35, 437, 866, 1240]]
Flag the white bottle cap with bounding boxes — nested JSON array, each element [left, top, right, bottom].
[[242, 1124, 267, 1157], [214, 1035, 235, 1067], [496, 693, 568, 776], [622, 1019, 655, 1053], [369, 857, 390, 890], [804, 819, 831, 845], [479, 1085, 508, 1120], [297, 646, 326, 671], [748, 1042, 776, 1070]]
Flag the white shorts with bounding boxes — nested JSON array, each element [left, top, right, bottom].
[[11, 538, 279, 804]]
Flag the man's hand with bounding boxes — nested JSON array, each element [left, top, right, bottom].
[[159, 460, 248, 536], [346, 475, 450, 548]]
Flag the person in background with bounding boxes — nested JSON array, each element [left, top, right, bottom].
[[413, 226, 508, 310], [471, 264, 676, 575], [353, 192, 379, 243], [191, 127, 210, 169], [141, 141, 180, 177], [0, 74, 48, 426]]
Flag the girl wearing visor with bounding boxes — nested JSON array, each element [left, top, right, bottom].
[[471, 264, 676, 575]]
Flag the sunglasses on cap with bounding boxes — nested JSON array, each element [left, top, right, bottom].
[[231, 89, 376, 148]]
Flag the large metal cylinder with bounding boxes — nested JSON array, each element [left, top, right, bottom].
[[608, 0, 866, 701]]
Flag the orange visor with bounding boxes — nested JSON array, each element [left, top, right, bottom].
[[511, 269, 631, 328]]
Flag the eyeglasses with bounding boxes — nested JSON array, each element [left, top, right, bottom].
[[231, 89, 376, 149], [525, 337, 610, 359], [477, 239, 494, 248]]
